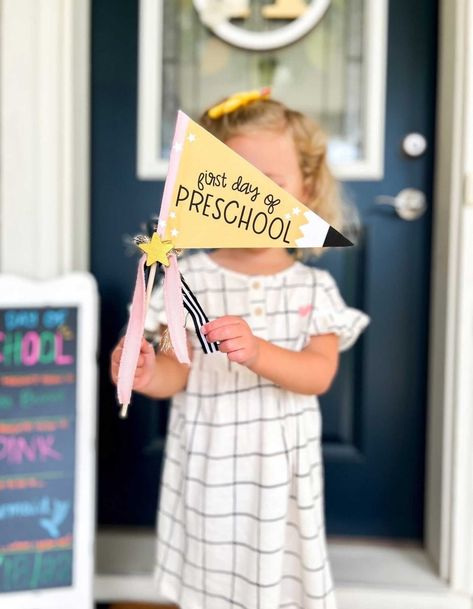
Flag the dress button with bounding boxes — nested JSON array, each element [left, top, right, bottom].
[[254, 307, 263, 316], [252, 281, 261, 290]]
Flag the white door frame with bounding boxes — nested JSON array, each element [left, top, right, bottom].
[[425, 0, 473, 594], [1, 0, 472, 601]]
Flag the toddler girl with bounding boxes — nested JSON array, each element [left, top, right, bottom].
[[111, 92, 369, 609]]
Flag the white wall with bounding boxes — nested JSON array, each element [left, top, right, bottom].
[[0, 0, 90, 278]]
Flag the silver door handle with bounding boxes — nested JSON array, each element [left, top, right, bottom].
[[376, 188, 427, 220]]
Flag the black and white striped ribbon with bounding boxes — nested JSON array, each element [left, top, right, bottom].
[[180, 274, 219, 354]]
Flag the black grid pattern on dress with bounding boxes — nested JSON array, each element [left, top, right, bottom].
[[146, 252, 369, 609]]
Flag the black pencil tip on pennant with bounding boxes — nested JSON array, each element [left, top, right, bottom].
[[323, 226, 353, 247]]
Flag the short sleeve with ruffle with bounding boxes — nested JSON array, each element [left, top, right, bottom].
[[309, 269, 370, 352]]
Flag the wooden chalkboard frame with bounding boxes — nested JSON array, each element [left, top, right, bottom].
[[0, 273, 98, 609]]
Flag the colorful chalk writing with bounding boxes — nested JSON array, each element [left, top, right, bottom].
[[0, 550, 73, 592], [0, 395, 12, 411], [0, 497, 51, 521], [0, 308, 74, 366], [0, 306, 77, 593], [0, 372, 75, 387], [0, 330, 74, 366], [0, 434, 62, 464]]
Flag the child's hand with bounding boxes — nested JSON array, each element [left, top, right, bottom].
[[110, 337, 156, 391], [202, 316, 260, 366]]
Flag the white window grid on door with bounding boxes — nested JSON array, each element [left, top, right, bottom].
[[136, 0, 388, 182]]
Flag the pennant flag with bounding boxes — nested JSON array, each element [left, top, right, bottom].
[[157, 111, 352, 250], [117, 109, 352, 415]]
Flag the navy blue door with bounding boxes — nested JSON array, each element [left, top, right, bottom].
[[321, 1, 437, 538], [92, 0, 437, 538]]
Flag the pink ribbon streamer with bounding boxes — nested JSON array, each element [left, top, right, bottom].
[[117, 255, 147, 406], [164, 253, 191, 364], [117, 111, 190, 412]]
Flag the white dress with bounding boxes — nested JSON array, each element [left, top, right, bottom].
[[145, 251, 369, 609]]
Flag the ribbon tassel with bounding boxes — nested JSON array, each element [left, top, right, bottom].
[[164, 254, 191, 365], [117, 255, 147, 416]]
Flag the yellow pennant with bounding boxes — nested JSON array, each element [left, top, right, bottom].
[[159, 112, 351, 249]]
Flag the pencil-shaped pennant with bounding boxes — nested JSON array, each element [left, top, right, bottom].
[[117, 110, 352, 417], [160, 111, 352, 249]]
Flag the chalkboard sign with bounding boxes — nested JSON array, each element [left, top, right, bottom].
[[0, 274, 97, 609]]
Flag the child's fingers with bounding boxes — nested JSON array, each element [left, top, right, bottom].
[[111, 344, 123, 362], [205, 325, 245, 344], [116, 337, 151, 359], [111, 336, 126, 362], [202, 316, 243, 335], [110, 362, 118, 383], [140, 337, 154, 353], [110, 338, 126, 384], [203, 317, 248, 342], [217, 338, 244, 354], [134, 340, 154, 370], [111, 337, 152, 385], [114, 337, 125, 353]]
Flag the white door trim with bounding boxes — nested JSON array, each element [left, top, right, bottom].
[[425, 0, 473, 595], [448, 0, 473, 593]]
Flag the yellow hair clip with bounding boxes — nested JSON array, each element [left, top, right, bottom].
[[208, 87, 271, 119]]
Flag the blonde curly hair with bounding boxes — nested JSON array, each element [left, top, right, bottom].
[[199, 98, 345, 236]]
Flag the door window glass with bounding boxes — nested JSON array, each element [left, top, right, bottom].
[[138, 0, 387, 179]]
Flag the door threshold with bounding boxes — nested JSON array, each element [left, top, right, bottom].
[[95, 529, 470, 608], [328, 537, 470, 608], [329, 536, 444, 588]]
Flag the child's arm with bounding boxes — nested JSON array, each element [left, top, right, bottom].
[[202, 316, 338, 395], [110, 332, 190, 399]]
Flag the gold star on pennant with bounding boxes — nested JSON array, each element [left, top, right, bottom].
[[138, 232, 173, 267]]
